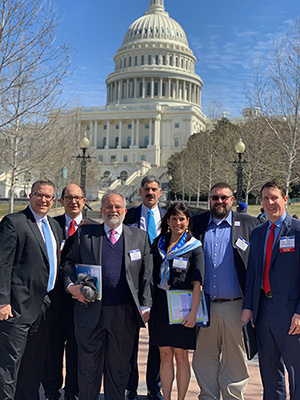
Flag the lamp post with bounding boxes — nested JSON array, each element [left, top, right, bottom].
[[77, 133, 90, 197], [234, 137, 246, 204]]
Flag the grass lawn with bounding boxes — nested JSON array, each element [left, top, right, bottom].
[[247, 203, 300, 219]]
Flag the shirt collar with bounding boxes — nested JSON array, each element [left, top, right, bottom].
[[209, 210, 233, 227], [29, 205, 46, 223], [141, 203, 159, 215], [268, 211, 286, 229], [104, 223, 123, 235], [65, 213, 82, 226]]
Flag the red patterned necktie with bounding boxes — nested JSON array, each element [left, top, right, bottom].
[[68, 219, 76, 237], [109, 229, 117, 244], [263, 224, 276, 294]]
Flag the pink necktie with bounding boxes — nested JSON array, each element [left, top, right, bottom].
[[109, 229, 117, 244]]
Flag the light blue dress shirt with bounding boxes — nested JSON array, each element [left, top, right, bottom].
[[204, 211, 241, 300]]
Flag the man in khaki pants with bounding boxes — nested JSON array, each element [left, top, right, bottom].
[[192, 182, 258, 400]]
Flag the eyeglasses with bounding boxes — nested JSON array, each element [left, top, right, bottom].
[[64, 196, 84, 202], [210, 195, 232, 201], [32, 192, 54, 201]]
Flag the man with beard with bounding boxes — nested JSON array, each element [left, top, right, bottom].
[[63, 190, 153, 400], [191, 182, 258, 400], [124, 175, 165, 400]]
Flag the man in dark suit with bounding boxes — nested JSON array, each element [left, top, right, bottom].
[[192, 182, 258, 400], [124, 175, 165, 400], [63, 190, 153, 400], [0, 179, 62, 400], [242, 181, 300, 400], [43, 183, 88, 400]]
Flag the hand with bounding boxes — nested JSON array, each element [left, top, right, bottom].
[[182, 312, 197, 328], [68, 284, 90, 303], [288, 313, 300, 335], [142, 310, 150, 324], [0, 304, 13, 321], [241, 309, 254, 326]]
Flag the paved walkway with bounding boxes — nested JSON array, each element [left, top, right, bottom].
[[40, 327, 271, 400]]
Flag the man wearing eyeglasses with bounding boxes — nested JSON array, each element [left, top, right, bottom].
[[0, 179, 62, 400], [191, 182, 259, 400], [43, 184, 88, 400]]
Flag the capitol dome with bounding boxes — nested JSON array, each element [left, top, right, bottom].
[[106, 0, 203, 109], [122, 2, 189, 47]]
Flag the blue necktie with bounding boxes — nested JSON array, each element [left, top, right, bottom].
[[42, 218, 56, 292], [147, 209, 157, 244]]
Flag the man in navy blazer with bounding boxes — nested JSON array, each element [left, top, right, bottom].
[[242, 181, 300, 400], [124, 175, 165, 400], [192, 182, 259, 400], [0, 179, 62, 400], [63, 190, 153, 400]]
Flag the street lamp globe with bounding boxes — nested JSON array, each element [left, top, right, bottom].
[[80, 133, 90, 149], [235, 137, 245, 154]]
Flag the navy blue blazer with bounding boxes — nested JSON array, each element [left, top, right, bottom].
[[243, 213, 300, 324], [192, 211, 259, 296]]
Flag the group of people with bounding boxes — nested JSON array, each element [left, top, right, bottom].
[[0, 176, 300, 400]]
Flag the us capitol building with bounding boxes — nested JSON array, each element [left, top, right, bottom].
[[67, 0, 207, 185]]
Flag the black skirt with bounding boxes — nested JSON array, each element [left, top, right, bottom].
[[150, 288, 197, 350]]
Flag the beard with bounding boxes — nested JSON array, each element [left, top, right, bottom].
[[103, 212, 125, 228], [210, 203, 231, 219]]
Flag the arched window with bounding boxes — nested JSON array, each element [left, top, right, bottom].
[[103, 170, 111, 181], [148, 55, 152, 65], [154, 82, 158, 96], [145, 136, 149, 146], [141, 55, 144, 65], [155, 55, 159, 65], [103, 137, 107, 147], [127, 136, 131, 147], [120, 170, 128, 181]]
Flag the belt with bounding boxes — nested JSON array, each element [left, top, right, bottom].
[[261, 289, 272, 298], [211, 297, 242, 303]]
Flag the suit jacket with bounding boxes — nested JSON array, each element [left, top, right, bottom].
[[124, 204, 166, 228], [0, 206, 62, 324], [192, 211, 259, 296], [48, 214, 97, 320], [243, 213, 300, 324], [63, 223, 153, 329]]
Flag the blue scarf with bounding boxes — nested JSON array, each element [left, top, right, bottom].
[[158, 232, 202, 289]]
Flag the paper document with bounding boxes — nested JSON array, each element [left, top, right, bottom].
[[166, 290, 209, 325]]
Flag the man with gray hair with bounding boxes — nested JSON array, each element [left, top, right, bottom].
[[63, 190, 153, 400], [125, 175, 165, 400]]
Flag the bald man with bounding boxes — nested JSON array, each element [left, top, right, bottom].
[[43, 184, 89, 400]]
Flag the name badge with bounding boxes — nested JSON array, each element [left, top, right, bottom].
[[59, 240, 65, 254], [280, 236, 295, 253], [128, 223, 138, 228], [129, 249, 141, 261], [173, 257, 188, 270], [234, 221, 241, 227], [235, 237, 249, 252]]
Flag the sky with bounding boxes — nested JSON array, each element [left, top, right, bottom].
[[54, 0, 300, 117]]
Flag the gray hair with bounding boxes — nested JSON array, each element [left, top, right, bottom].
[[101, 190, 127, 208], [141, 175, 160, 188]]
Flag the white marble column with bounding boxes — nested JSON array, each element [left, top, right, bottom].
[[149, 118, 153, 146], [151, 78, 154, 99], [168, 79, 171, 98], [154, 115, 161, 148], [136, 119, 140, 147], [118, 120, 122, 148], [159, 78, 163, 98], [131, 119, 135, 146], [105, 120, 110, 149], [93, 121, 97, 147], [142, 78, 146, 98], [126, 79, 130, 99]]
